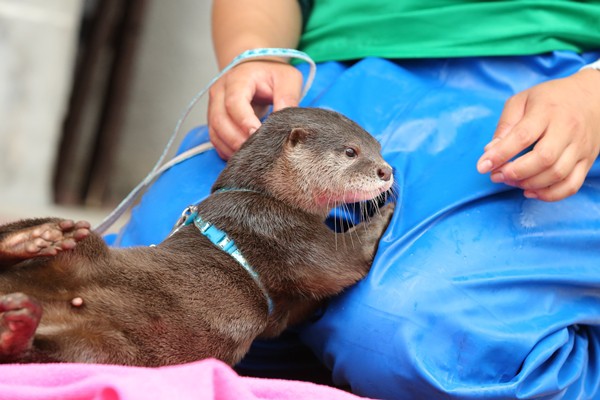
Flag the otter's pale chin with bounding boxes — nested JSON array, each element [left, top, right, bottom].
[[315, 177, 394, 207]]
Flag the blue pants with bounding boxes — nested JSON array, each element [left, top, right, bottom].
[[116, 51, 600, 399]]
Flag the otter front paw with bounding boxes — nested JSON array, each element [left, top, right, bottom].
[[349, 201, 395, 261], [366, 201, 395, 240], [378, 202, 396, 226]]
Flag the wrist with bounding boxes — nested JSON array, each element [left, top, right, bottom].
[[572, 68, 600, 120], [215, 39, 294, 69], [574, 67, 600, 90], [580, 59, 600, 72]]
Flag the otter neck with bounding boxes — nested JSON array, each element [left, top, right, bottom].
[[262, 157, 333, 219]]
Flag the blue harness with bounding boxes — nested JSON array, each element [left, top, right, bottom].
[[170, 201, 274, 315]]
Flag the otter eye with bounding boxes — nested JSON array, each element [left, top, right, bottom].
[[345, 147, 358, 158]]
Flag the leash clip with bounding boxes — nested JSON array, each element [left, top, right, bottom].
[[169, 205, 198, 236]]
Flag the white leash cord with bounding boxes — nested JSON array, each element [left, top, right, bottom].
[[93, 48, 317, 235]]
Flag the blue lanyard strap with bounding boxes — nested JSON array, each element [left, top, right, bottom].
[[172, 205, 274, 315]]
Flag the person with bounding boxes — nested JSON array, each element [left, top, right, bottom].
[[208, 0, 600, 203], [119, 1, 600, 399]]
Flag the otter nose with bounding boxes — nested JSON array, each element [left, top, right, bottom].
[[377, 165, 392, 182]]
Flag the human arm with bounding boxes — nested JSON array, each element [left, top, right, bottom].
[[477, 67, 600, 201], [209, 0, 304, 159]]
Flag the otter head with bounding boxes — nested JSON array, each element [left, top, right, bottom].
[[263, 108, 394, 217]]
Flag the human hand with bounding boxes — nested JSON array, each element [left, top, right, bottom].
[[477, 68, 600, 201], [207, 60, 303, 159]]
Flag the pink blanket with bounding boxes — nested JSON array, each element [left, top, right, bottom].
[[0, 358, 369, 400]]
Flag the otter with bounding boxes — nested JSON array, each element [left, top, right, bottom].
[[0, 107, 394, 367]]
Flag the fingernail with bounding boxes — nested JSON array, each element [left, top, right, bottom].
[[276, 100, 289, 109], [249, 127, 257, 135], [524, 191, 537, 199], [276, 97, 298, 110], [484, 138, 500, 151], [490, 172, 504, 182], [477, 159, 493, 173]]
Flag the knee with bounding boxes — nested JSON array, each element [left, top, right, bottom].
[[303, 272, 600, 399]]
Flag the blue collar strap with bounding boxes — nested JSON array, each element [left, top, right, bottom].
[[172, 205, 274, 314]]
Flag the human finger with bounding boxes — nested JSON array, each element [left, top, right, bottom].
[[492, 119, 573, 183], [223, 73, 263, 136], [524, 160, 589, 202], [509, 144, 579, 190], [272, 66, 303, 111], [484, 93, 527, 151], [477, 109, 549, 174], [209, 125, 235, 160], [208, 84, 248, 159]]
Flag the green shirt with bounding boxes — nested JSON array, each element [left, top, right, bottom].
[[298, 0, 600, 62]]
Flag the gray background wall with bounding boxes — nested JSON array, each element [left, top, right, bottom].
[[0, 0, 218, 226], [0, 0, 82, 212], [114, 0, 217, 201]]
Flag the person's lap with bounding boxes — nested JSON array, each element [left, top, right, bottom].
[[115, 51, 600, 399]]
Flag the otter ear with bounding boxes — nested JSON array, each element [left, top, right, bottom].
[[288, 128, 311, 147]]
